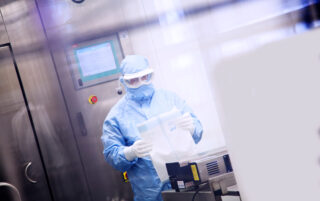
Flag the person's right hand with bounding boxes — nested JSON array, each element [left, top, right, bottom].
[[124, 140, 153, 161], [175, 112, 195, 134]]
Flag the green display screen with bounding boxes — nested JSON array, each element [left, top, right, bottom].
[[73, 40, 120, 82]]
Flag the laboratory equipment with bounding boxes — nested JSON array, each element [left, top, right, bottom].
[[163, 150, 238, 201], [166, 150, 235, 192]]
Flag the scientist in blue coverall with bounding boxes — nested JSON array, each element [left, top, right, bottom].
[[101, 55, 203, 201]]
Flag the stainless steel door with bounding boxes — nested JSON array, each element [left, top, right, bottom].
[[0, 45, 52, 201]]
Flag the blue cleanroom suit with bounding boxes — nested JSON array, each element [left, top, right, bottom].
[[101, 55, 203, 201]]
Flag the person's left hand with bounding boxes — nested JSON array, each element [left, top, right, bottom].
[[175, 112, 195, 134]]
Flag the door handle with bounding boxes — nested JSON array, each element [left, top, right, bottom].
[[0, 182, 22, 201], [76, 112, 88, 136], [24, 162, 37, 184]]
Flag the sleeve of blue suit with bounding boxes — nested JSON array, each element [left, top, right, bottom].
[[101, 118, 138, 172]]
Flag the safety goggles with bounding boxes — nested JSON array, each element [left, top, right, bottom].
[[123, 68, 154, 88]]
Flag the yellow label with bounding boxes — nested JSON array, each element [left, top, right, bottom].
[[191, 165, 199, 181], [123, 172, 129, 182]]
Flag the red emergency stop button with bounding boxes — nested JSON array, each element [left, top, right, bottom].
[[88, 95, 98, 104]]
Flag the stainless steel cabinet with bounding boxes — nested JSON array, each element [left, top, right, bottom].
[[0, 46, 52, 201]]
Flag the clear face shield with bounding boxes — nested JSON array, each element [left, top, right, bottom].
[[123, 68, 154, 88]]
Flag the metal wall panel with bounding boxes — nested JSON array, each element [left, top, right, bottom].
[[52, 48, 133, 201], [0, 11, 9, 44], [0, 1, 91, 201]]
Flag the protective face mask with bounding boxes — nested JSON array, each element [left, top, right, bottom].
[[126, 84, 155, 102]]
